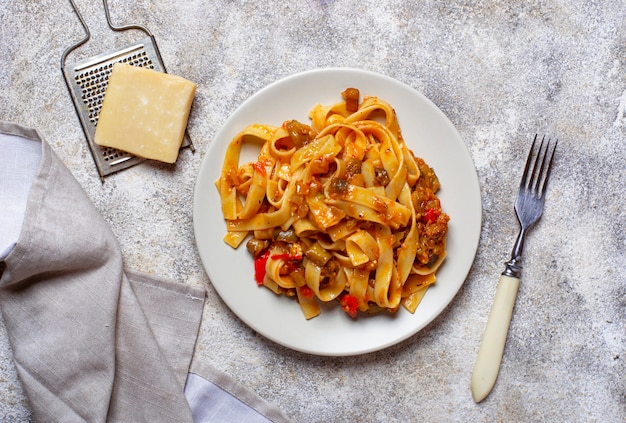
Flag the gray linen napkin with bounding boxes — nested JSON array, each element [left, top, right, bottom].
[[0, 122, 204, 421], [0, 122, 293, 423]]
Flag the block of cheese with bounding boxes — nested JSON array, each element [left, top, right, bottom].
[[94, 63, 196, 164]]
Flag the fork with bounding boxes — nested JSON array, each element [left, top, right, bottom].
[[471, 135, 557, 403]]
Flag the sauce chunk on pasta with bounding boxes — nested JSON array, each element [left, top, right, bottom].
[[217, 88, 449, 320]]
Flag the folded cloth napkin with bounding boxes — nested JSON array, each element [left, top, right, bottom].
[[0, 122, 291, 423]]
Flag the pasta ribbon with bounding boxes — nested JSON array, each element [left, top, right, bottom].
[[345, 230, 378, 266], [216, 88, 449, 319]]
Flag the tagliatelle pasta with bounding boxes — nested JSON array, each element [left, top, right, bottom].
[[216, 88, 449, 319]]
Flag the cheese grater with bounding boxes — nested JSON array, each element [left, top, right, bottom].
[[61, 0, 194, 181]]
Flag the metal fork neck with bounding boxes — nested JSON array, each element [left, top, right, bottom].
[[502, 259, 522, 278], [502, 228, 527, 278]]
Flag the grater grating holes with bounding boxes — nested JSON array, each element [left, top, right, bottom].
[[73, 51, 155, 126], [101, 145, 131, 162]]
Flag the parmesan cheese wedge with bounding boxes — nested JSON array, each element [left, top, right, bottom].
[[94, 63, 196, 164]]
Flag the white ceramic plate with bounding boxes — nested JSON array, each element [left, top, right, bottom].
[[193, 68, 481, 356]]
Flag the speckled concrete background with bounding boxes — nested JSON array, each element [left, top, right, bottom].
[[1, 0, 624, 421]]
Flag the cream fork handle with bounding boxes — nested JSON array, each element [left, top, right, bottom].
[[471, 275, 520, 403]]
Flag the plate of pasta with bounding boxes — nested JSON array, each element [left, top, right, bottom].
[[193, 68, 481, 356]]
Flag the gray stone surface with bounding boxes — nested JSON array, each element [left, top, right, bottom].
[[1, 0, 624, 421]]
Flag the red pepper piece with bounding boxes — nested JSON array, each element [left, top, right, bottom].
[[253, 160, 267, 175], [270, 253, 291, 260], [339, 294, 359, 318], [423, 208, 440, 224], [254, 250, 270, 285], [271, 253, 302, 273], [299, 285, 314, 299]]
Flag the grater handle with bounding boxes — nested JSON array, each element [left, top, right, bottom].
[[102, 0, 166, 73], [61, 0, 91, 69], [103, 0, 153, 37]]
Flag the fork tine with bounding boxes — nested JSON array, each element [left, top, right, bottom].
[[538, 139, 557, 198], [520, 134, 538, 191], [529, 135, 547, 194]]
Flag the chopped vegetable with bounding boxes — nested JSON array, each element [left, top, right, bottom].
[[329, 177, 349, 195], [274, 228, 299, 243], [341, 88, 360, 113], [345, 158, 362, 179], [374, 167, 390, 186], [254, 250, 270, 285], [252, 160, 268, 175], [423, 208, 440, 224], [271, 252, 302, 261], [426, 253, 440, 268], [285, 120, 314, 148], [299, 285, 314, 299], [304, 242, 333, 266], [339, 294, 359, 318], [246, 238, 269, 257]]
